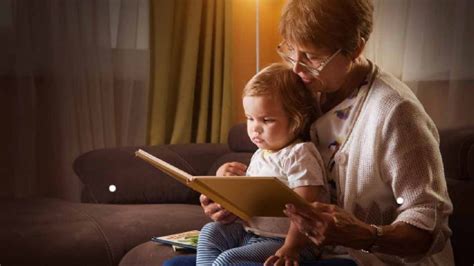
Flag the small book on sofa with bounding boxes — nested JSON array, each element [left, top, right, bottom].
[[135, 149, 310, 222], [152, 230, 199, 251]]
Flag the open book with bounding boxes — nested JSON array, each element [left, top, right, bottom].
[[135, 149, 310, 222]]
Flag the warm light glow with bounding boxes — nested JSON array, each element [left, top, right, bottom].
[[231, 0, 286, 124]]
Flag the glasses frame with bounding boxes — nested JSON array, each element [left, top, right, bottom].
[[277, 41, 341, 77]]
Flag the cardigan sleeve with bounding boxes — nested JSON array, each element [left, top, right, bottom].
[[379, 99, 453, 260]]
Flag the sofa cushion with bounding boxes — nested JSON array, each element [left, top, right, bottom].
[[74, 144, 230, 204], [0, 198, 210, 266], [119, 241, 192, 266], [0, 198, 112, 266]]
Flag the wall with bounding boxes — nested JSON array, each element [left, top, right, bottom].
[[231, 0, 285, 124]]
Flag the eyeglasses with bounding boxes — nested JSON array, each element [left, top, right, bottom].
[[277, 41, 341, 77]]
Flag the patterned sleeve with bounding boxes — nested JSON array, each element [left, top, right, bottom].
[[282, 143, 327, 190], [380, 99, 453, 261]]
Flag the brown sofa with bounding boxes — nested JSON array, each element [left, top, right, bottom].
[[1, 124, 473, 266]]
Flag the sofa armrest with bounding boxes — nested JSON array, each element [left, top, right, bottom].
[[73, 143, 230, 204], [439, 126, 474, 265]]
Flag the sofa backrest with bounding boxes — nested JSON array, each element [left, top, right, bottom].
[[227, 123, 257, 153], [72, 121, 474, 206], [204, 123, 256, 176], [74, 144, 231, 204], [72, 123, 257, 204], [439, 127, 474, 181]]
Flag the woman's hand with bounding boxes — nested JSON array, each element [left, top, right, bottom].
[[200, 194, 238, 224], [216, 162, 247, 176], [284, 202, 374, 249], [264, 245, 300, 266]]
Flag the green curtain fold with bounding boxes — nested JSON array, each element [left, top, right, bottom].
[[149, 0, 233, 144]]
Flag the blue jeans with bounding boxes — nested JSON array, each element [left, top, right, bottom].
[[163, 255, 357, 266], [162, 255, 196, 266], [196, 222, 320, 265]]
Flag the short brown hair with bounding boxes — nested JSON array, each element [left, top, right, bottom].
[[243, 63, 318, 140], [279, 0, 374, 55]]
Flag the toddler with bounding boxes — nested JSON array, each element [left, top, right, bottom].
[[197, 63, 328, 265]]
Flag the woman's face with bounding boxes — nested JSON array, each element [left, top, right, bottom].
[[285, 42, 353, 94]]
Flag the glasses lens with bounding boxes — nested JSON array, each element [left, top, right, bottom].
[[276, 42, 341, 77], [277, 42, 318, 76]]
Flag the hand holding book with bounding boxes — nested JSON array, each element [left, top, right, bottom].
[[199, 194, 238, 224]]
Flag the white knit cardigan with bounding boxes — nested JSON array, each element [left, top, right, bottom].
[[324, 66, 454, 265]]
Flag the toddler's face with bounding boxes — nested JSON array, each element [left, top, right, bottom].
[[243, 95, 294, 151]]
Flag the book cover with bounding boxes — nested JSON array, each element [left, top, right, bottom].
[[152, 230, 200, 250], [135, 149, 310, 222]]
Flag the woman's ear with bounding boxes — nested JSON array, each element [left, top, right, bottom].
[[351, 37, 366, 61]]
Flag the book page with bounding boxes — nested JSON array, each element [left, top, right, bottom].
[[135, 149, 192, 183]]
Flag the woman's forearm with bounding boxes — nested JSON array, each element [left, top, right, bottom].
[[342, 221, 433, 257], [285, 197, 436, 258], [368, 221, 432, 257]]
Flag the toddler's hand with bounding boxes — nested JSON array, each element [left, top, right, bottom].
[[264, 244, 299, 266], [216, 162, 247, 176], [200, 194, 237, 224]]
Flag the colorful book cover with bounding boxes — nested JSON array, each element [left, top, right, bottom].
[[152, 230, 200, 250]]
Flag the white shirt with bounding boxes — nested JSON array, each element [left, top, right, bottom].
[[246, 141, 327, 189], [311, 63, 454, 265], [245, 141, 328, 238]]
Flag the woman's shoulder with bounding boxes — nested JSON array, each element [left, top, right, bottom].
[[366, 68, 426, 115], [362, 67, 438, 137]]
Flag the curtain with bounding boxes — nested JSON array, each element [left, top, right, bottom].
[[149, 0, 232, 145], [0, 0, 150, 201], [365, 0, 474, 130]]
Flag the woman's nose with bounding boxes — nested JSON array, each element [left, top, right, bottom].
[[292, 54, 305, 74], [292, 62, 304, 75]]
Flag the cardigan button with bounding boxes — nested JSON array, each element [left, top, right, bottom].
[[335, 152, 348, 165]]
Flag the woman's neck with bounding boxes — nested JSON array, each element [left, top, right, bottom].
[[321, 57, 371, 113]]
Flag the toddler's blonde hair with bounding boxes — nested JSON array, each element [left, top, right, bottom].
[[243, 63, 318, 140]]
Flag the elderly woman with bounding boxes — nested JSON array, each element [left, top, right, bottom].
[[166, 0, 454, 265], [269, 0, 454, 265]]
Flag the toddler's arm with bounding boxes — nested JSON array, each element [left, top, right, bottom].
[[265, 185, 324, 265], [216, 162, 247, 176], [199, 162, 248, 224]]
